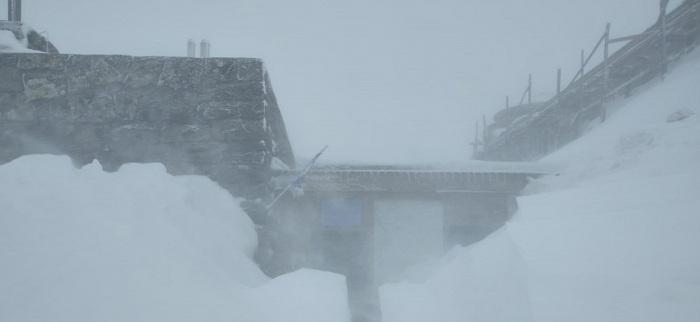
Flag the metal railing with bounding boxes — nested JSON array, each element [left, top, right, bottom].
[[476, 0, 700, 160]]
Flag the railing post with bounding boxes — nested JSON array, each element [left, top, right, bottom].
[[660, 0, 669, 78], [506, 95, 509, 109], [603, 23, 610, 97], [557, 68, 562, 103], [482, 114, 487, 144], [581, 49, 585, 76], [8, 0, 21, 21], [528, 74, 532, 105]]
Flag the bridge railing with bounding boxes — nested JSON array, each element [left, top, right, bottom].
[[475, 0, 700, 161]]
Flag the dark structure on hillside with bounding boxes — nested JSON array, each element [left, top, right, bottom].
[[0, 53, 295, 200], [476, 0, 700, 161]]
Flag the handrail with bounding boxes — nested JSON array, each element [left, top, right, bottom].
[[479, 0, 700, 158]]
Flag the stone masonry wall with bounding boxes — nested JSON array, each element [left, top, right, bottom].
[[0, 53, 295, 200]]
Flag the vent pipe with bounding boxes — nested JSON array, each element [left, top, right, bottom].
[[200, 39, 210, 58], [187, 39, 196, 57]]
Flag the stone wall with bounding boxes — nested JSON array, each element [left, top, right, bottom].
[[0, 53, 295, 200]]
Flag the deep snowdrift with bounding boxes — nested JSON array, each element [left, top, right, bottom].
[[380, 49, 700, 322], [0, 25, 44, 53], [0, 155, 350, 322]]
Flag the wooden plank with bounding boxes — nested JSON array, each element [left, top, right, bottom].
[[609, 31, 656, 44]]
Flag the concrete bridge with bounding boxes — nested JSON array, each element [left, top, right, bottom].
[[271, 164, 549, 194], [265, 163, 558, 322]]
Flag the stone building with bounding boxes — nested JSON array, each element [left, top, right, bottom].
[[0, 53, 295, 201]]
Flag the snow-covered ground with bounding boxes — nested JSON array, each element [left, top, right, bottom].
[[380, 49, 700, 321], [0, 156, 350, 322], [0, 23, 44, 53]]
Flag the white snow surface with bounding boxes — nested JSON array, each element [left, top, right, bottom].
[[0, 23, 45, 54], [0, 155, 350, 322], [0, 29, 41, 53], [380, 48, 700, 322]]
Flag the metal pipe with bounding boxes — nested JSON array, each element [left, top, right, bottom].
[[8, 0, 21, 21], [187, 39, 196, 57], [568, 33, 605, 88], [603, 23, 610, 96], [482, 114, 487, 144]]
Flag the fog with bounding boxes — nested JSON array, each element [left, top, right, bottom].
[[1, 0, 682, 163], [3, 1, 700, 322]]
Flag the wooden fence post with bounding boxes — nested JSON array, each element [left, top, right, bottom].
[[200, 39, 210, 58], [482, 114, 487, 144], [660, 0, 668, 77], [8, 0, 21, 21], [557, 68, 562, 103], [603, 23, 610, 96], [528, 74, 532, 105]]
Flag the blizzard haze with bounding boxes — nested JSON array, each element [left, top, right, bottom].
[[0, 156, 351, 322], [2, 0, 683, 163], [380, 39, 700, 322]]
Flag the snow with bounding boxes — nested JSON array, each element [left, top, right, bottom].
[[0, 29, 42, 53], [380, 229, 532, 322], [667, 107, 695, 123], [271, 156, 291, 171], [0, 155, 350, 322], [302, 159, 563, 175], [379, 47, 700, 322], [253, 269, 351, 322]]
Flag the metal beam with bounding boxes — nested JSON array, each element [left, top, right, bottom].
[[609, 31, 657, 44]]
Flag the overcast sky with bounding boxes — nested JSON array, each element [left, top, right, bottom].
[[2, 0, 682, 164]]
